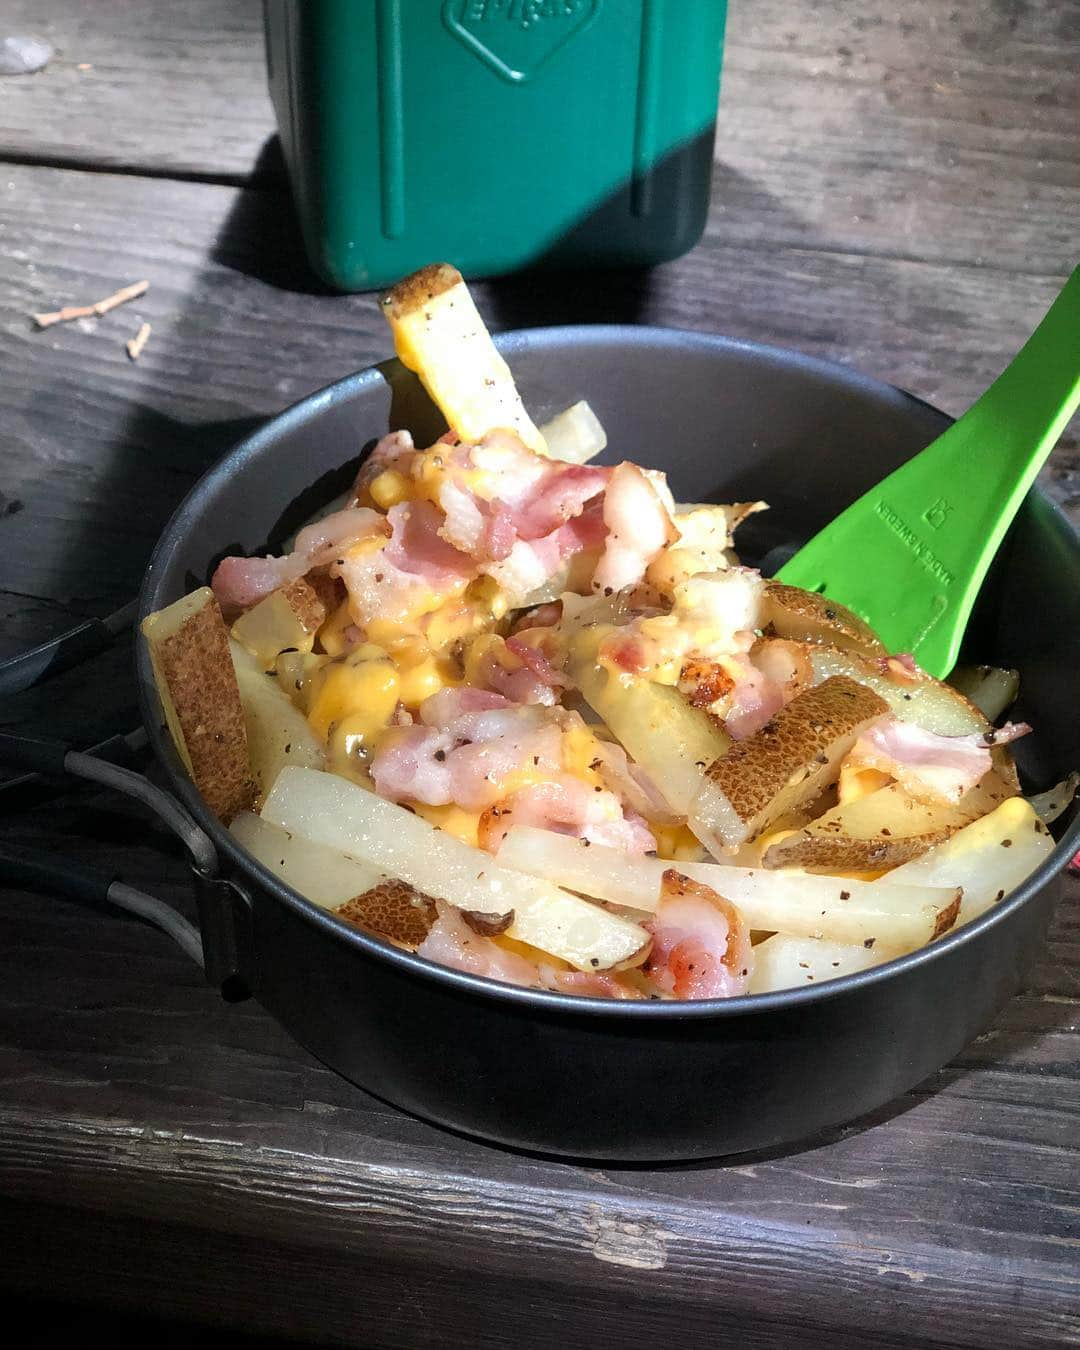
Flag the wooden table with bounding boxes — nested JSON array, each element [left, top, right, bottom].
[[1, 3, 1077, 1346]]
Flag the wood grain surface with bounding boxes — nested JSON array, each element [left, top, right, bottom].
[[1, 0, 1078, 1346]]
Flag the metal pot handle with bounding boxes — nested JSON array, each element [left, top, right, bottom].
[[0, 733, 252, 1000]]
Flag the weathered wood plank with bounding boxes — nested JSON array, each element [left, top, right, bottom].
[[0, 0, 271, 182], [0, 0, 1075, 277]]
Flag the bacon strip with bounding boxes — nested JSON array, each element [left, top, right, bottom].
[[211, 506, 387, 611], [644, 872, 752, 999], [847, 715, 1031, 804]]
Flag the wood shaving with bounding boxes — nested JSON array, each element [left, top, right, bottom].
[[126, 321, 151, 361], [33, 279, 149, 329]]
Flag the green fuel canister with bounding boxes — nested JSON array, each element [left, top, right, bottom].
[[264, 1, 727, 291]]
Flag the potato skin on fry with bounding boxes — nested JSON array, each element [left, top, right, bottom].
[[337, 879, 438, 948], [764, 829, 952, 872], [381, 262, 462, 320], [763, 583, 886, 657], [142, 590, 255, 821], [695, 675, 888, 848]]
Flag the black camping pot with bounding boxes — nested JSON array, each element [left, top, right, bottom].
[[133, 327, 1080, 1162]]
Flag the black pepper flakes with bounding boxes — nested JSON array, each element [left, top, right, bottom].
[[863, 937, 876, 949], [839, 890, 851, 900], [1001, 838, 1013, 848]]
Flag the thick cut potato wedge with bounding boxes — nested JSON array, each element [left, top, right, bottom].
[[229, 811, 384, 906], [230, 639, 326, 799], [382, 263, 546, 453], [141, 587, 255, 821], [808, 646, 988, 736], [748, 933, 898, 993], [763, 584, 885, 658], [762, 772, 1015, 872], [261, 767, 650, 972], [566, 624, 730, 816], [497, 825, 961, 950], [538, 400, 606, 464], [692, 676, 888, 851], [882, 797, 1054, 926], [230, 578, 326, 671]]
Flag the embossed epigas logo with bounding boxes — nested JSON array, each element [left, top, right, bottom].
[[443, 0, 600, 83]]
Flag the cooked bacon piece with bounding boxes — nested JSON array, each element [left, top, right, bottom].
[[211, 507, 388, 611], [718, 654, 788, 740], [679, 658, 736, 709], [337, 499, 476, 626], [211, 555, 297, 612], [592, 463, 676, 595], [416, 900, 540, 987], [428, 432, 607, 572], [372, 694, 563, 812], [384, 499, 476, 585], [478, 778, 656, 854], [447, 725, 564, 811], [602, 631, 654, 676], [538, 966, 642, 999], [643, 871, 752, 999], [512, 463, 609, 540], [467, 637, 560, 707], [483, 497, 607, 598], [370, 723, 456, 805], [505, 635, 571, 689], [846, 715, 1031, 805], [419, 686, 512, 726]]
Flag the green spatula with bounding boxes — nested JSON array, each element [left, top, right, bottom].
[[777, 266, 1080, 678]]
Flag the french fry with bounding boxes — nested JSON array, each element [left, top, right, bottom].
[[496, 825, 961, 950], [229, 639, 326, 800], [141, 588, 255, 821], [537, 400, 607, 464], [381, 262, 546, 453], [808, 646, 989, 736], [230, 577, 326, 670], [882, 796, 1055, 926], [748, 933, 899, 994], [229, 811, 384, 906], [261, 767, 651, 972], [566, 623, 730, 816], [231, 812, 436, 946], [762, 771, 1017, 872]]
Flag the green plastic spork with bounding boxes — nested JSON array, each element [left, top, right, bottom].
[[777, 266, 1080, 678]]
